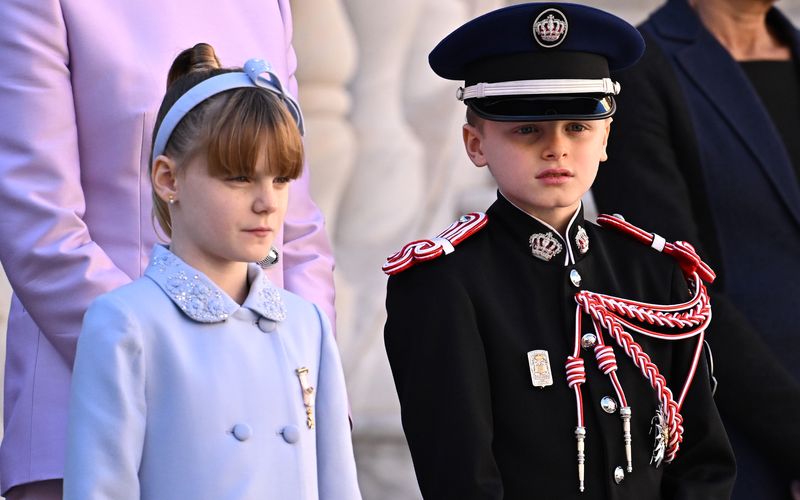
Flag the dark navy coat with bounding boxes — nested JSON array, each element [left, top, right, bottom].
[[384, 195, 735, 499], [593, 0, 800, 497]]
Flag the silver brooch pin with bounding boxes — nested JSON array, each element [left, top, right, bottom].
[[533, 8, 568, 48], [575, 225, 589, 255], [529, 232, 563, 262]]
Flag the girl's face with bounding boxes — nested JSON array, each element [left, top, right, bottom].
[[167, 152, 291, 275]]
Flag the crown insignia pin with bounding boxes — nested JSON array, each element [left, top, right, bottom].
[[575, 225, 589, 254], [529, 232, 564, 261], [533, 9, 568, 48]]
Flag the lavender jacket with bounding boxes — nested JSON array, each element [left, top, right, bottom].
[[0, 0, 335, 493]]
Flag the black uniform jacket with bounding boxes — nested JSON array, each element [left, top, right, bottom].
[[592, 1, 800, 497], [385, 194, 735, 500]]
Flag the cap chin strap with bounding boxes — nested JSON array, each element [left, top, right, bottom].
[[457, 78, 620, 101], [152, 58, 305, 164]]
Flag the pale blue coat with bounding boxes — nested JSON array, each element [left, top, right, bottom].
[[64, 246, 361, 500]]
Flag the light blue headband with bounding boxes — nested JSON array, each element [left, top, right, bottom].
[[151, 58, 305, 165]]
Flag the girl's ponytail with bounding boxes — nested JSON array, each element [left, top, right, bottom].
[[166, 43, 222, 89]]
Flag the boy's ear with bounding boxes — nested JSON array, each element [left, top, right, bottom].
[[151, 155, 179, 203], [463, 124, 488, 168]]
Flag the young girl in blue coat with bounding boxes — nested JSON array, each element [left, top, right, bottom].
[[63, 43, 361, 500]]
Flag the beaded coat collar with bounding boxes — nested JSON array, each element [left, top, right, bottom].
[[145, 245, 287, 323]]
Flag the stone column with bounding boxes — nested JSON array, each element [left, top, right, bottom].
[[289, 0, 358, 239], [331, 1, 499, 498], [335, 1, 427, 497], [402, 0, 500, 233], [288, 0, 361, 373]]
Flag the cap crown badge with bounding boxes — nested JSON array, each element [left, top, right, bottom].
[[533, 8, 568, 48]]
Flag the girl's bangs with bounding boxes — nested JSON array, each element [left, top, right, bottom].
[[204, 89, 304, 179]]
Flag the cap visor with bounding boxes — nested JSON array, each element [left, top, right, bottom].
[[469, 95, 615, 121]]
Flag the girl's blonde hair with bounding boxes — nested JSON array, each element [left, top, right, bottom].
[[150, 43, 304, 238]]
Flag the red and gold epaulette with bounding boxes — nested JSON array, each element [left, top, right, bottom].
[[382, 212, 488, 275], [596, 214, 716, 283]]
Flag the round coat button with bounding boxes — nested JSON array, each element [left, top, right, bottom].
[[614, 466, 625, 484], [257, 317, 277, 333], [232, 423, 253, 442], [281, 425, 300, 444], [581, 333, 597, 349], [601, 396, 618, 414], [569, 269, 582, 287]]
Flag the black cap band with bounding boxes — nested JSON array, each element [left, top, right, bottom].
[[465, 52, 610, 86]]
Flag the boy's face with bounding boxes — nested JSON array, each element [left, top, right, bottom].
[[463, 117, 611, 230]]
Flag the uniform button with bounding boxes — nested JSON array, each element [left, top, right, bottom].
[[232, 423, 253, 442], [601, 396, 618, 414], [614, 466, 625, 484], [581, 333, 597, 349], [257, 317, 276, 333], [281, 425, 300, 444], [569, 269, 582, 287]]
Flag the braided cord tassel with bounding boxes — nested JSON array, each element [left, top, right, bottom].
[[592, 336, 633, 473], [566, 308, 588, 492], [574, 272, 710, 463]]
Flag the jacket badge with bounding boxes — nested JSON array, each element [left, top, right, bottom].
[[527, 349, 554, 388], [529, 232, 563, 261]]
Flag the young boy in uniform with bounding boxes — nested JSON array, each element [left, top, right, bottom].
[[383, 3, 736, 499]]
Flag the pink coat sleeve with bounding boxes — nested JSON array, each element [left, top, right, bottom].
[[0, 0, 131, 364], [272, 0, 337, 331]]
